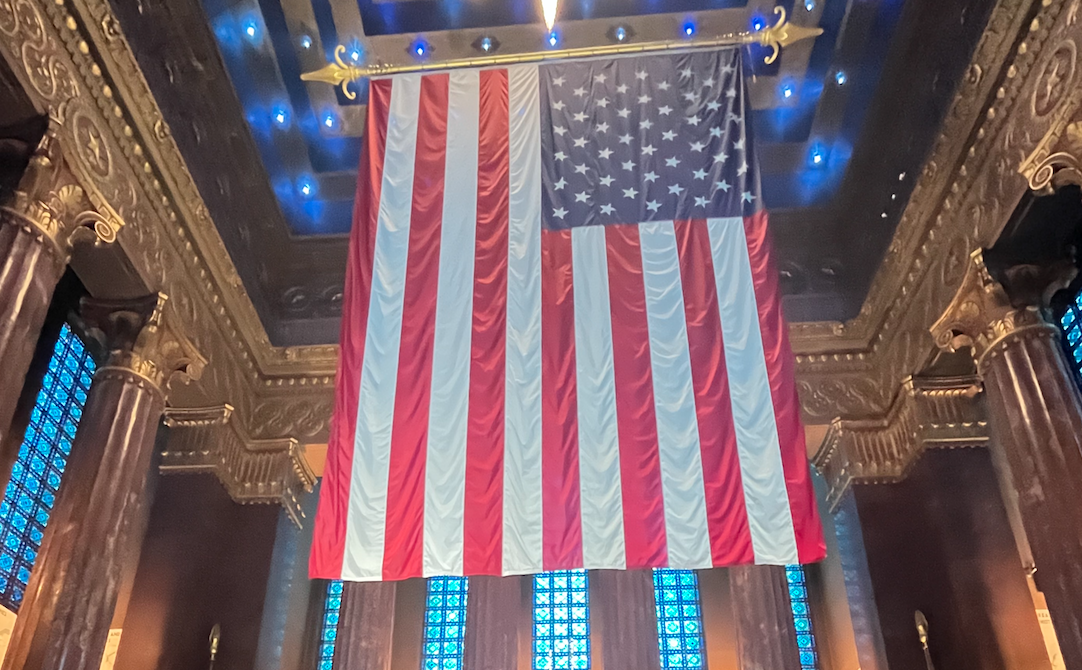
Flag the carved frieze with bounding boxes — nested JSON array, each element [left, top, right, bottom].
[[161, 405, 317, 526], [813, 375, 988, 511]]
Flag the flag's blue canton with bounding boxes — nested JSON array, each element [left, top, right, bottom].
[[539, 48, 760, 231]]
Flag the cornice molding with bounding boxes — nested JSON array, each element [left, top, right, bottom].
[[161, 405, 317, 526], [812, 375, 989, 512]]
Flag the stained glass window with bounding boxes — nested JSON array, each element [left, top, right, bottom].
[[786, 565, 818, 670], [319, 580, 343, 670], [0, 324, 94, 612], [652, 569, 704, 669], [533, 570, 590, 670], [422, 576, 469, 670], [1059, 295, 1082, 378]]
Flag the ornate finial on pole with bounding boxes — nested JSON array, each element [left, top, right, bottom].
[[300, 6, 822, 90], [300, 45, 367, 100], [754, 6, 824, 65]]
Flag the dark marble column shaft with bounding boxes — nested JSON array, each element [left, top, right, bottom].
[[730, 565, 801, 670], [980, 324, 1082, 669], [931, 250, 1082, 670], [0, 215, 65, 454], [0, 121, 120, 493], [0, 294, 202, 670], [333, 581, 397, 670], [594, 569, 662, 670], [462, 576, 522, 670]]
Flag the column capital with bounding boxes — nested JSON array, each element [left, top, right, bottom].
[[930, 249, 1075, 371], [1, 116, 124, 260], [79, 293, 206, 393]]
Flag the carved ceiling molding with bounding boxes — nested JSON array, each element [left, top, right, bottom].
[[161, 405, 317, 526], [812, 375, 989, 512], [0, 0, 1073, 449], [795, 0, 1082, 420]]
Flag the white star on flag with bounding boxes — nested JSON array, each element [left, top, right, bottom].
[[575, 192, 589, 202], [600, 203, 615, 215], [646, 199, 661, 212], [599, 175, 615, 186], [622, 187, 639, 199], [668, 184, 684, 195]]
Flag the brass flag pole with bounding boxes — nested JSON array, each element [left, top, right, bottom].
[[300, 6, 822, 101]]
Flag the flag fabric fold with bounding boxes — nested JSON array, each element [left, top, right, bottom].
[[311, 47, 826, 582]]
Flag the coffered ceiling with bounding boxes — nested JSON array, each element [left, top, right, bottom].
[[108, 0, 996, 346]]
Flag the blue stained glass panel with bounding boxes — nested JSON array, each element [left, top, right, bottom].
[[533, 571, 590, 670], [319, 580, 344, 669], [1061, 296, 1082, 384], [652, 569, 704, 670], [422, 576, 469, 670], [0, 324, 93, 612], [785, 565, 819, 670]]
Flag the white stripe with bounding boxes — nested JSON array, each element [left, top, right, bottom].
[[571, 225, 626, 570], [503, 64, 544, 575], [707, 217, 798, 564], [423, 71, 480, 577], [343, 75, 422, 581], [638, 221, 712, 570]]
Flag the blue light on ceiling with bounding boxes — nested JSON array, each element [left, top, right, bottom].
[[347, 38, 364, 63], [241, 15, 261, 45], [809, 145, 826, 166], [751, 14, 766, 32], [480, 36, 494, 52], [300, 34, 312, 49], [322, 112, 337, 129], [781, 82, 794, 99], [682, 20, 696, 37], [835, 70, 848, 86], [547, 30, 560, 47], [805, 0, 817, 11], [297, 176, 316, 198], [272, 105, 290, 128], [614, 26, 627, 42], [411, 38, 431, 59]]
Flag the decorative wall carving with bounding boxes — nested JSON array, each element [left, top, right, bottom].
[[161, 405, 317, 526], [813, 376, 989, 511]]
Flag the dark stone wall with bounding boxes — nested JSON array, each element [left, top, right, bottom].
[[113, 473, 279, 670], [853, 448, 1051, 670]]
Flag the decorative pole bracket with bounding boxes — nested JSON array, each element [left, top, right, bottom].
[[301, 7, 822, 100]]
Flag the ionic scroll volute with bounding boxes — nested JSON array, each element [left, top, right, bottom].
[[2, 116, 124, 260]]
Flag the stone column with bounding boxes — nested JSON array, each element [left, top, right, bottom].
[[462, 576, 522, 670], [0, 120, 122, 476], [931, 249, 1082, 670], [730, 565, 801, 670], [1, 293, 203, 670], [333, 581, 397, 670], [593, 569, 662, 670]]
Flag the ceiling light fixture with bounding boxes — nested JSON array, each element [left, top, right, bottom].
[[614, 26, 628, 42], [682, 20, 696, 37], [805, 0, 816, 11], [473, 35, 501, 54], [480, 37, 494, 52], [809, 146, 825, 166], [323, 113, 336, 129], [547, 30, 559, 47], [300, 34, 312, 49], [835, 70, 847, 86], [541, 0, 559, 31], [781, 83, 794, 99], [409, 38, 432, 59]]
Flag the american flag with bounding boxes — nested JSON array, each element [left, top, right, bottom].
[[312, 48, 825, 582]]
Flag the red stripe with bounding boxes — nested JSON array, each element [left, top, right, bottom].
[[309, 78, 392, 580], [605, 225, 668, 569], [382, 74, 450, 580], [463, 68, 510, 575], [743, 211, 826, 563], [541, 229, 582, 571], [675, 220, 754, 566]]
